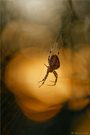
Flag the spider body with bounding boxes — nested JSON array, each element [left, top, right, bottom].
[[48, 54, 60, 72], [39, 53, 60, 87]]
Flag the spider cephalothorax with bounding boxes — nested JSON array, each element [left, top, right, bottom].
[[39, 51, 60, 87]]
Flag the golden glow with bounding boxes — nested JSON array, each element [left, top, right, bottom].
[[5, 48, 72, 105], [4, 47, 90, 117]]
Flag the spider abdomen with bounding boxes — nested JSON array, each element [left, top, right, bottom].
[[49, 55, 60, 70]]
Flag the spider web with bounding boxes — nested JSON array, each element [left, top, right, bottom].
[[49, 30, 64, 54]]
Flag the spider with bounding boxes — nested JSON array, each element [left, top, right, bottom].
[[39, 50, 60, 87]]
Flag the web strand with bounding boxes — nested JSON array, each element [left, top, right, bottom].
[[50, 29, 64, 54]]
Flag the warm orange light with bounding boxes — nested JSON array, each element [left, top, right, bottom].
[[4, 47, 90, 112]]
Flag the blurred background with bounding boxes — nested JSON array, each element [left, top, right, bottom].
[[0, 0, 90, 135]]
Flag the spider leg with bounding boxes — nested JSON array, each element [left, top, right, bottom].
[[48, 71, 58, 86], [39, 70, 49, 87], [53, 70, 58, 85], [44, 64, 48, 68]]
